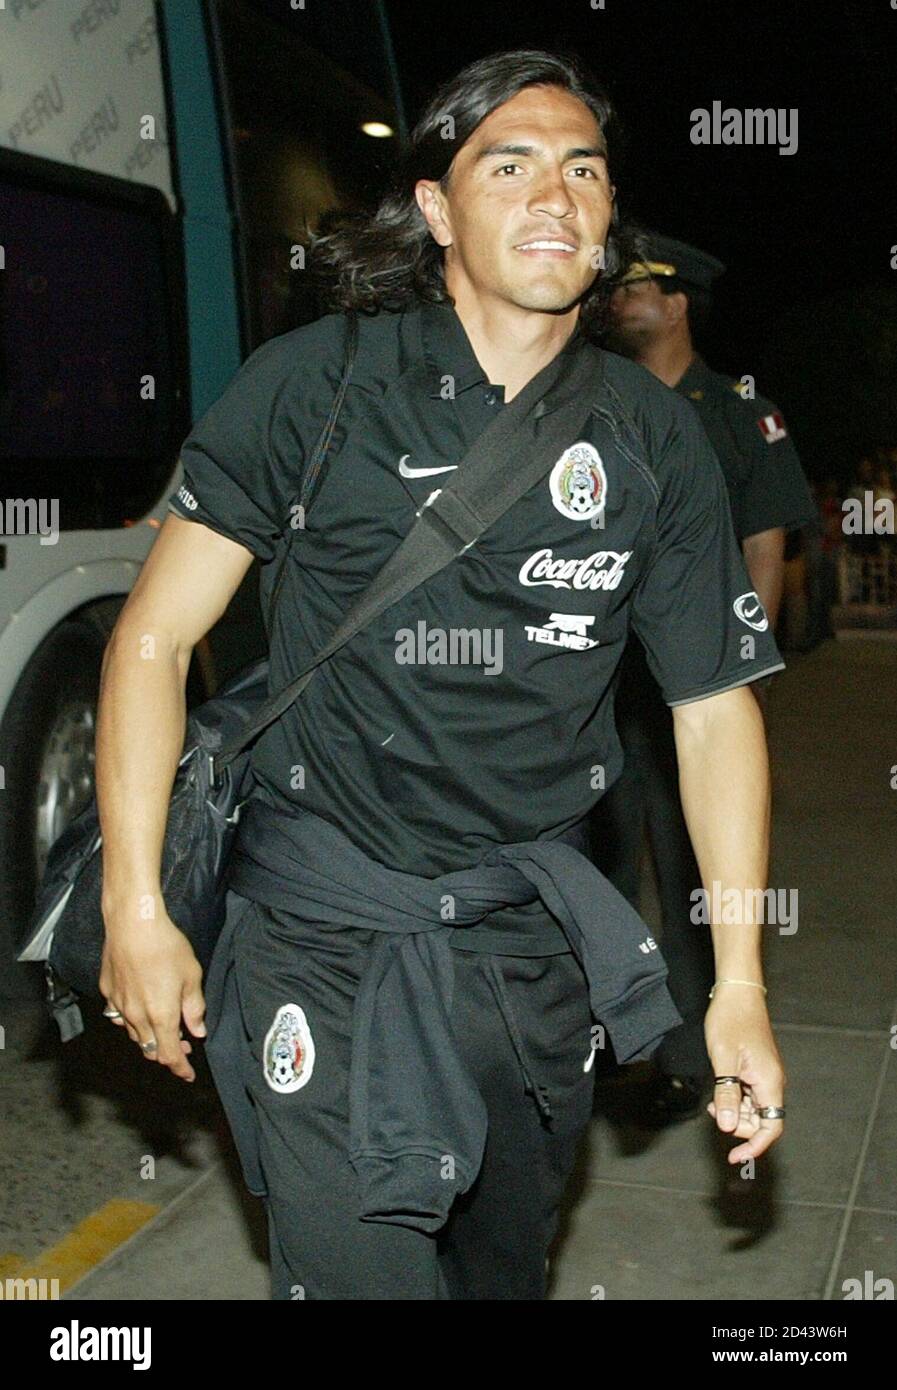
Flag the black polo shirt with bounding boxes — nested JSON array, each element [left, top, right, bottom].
[[675, 357, 817, 543], [612, 354, 817, 726], [167, 302, 784, 952]]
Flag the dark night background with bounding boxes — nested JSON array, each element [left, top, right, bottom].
[[255, 0, 897, 485]]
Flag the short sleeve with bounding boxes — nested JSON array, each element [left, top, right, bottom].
[[734, 396, 818, 539], [630, 403, 785, 707], [166, 335, 298, 563]]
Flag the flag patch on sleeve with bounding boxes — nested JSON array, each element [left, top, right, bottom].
[[758, 412, 788, 444]]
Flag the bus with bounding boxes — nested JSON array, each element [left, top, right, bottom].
[[0, 0, 404, 994]]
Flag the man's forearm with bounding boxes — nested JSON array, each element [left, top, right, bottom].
[[95, 619, 190, 922], [672, 686, 771, 979]]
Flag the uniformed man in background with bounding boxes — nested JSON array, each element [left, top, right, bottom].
[[591, 233, 817, 1123]]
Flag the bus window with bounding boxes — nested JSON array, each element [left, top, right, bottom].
[[210, 0, 400, 349], [0, 152, 186, 531]]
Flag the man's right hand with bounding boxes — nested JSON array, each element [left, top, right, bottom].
[[99, 910, 207, 1082]]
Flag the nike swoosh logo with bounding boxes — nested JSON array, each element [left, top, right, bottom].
[[398, 454, 458, 479], [743, 605, 760, 618]]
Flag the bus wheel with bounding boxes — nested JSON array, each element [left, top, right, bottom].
[[0, 619, 108, 1000]]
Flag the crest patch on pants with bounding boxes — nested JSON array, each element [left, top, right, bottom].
[[263, 1003, 315, 1093]]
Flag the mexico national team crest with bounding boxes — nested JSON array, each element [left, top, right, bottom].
[[263, 1003, 315, 1094], [549, 441, 607, 522]]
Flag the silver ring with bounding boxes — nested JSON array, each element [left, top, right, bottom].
[[140, 1039, 158, 1054], [757, 1105, 785, 1120], [714, 1075, 741, 1086], [103, 1008, 123, 1020]]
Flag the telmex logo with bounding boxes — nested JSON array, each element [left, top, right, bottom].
[[519, 548, 632, 592], [524, 612, 599, 652]]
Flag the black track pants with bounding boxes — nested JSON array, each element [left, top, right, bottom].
[[208, 890, 596, 1300]]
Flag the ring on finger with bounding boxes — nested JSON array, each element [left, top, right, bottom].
[[140, 1038, 158, 1054]]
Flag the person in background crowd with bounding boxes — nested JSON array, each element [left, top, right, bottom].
[[591, 232, 816, 1123], [846, 457, 886, 556]]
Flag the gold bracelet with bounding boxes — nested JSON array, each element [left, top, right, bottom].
[[709, 978, 768, 1000]]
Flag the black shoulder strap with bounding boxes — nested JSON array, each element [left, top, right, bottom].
[[264, 311, 359, 636], [212, 332, 605, 782]]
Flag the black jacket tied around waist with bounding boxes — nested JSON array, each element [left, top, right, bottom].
[[212, 796, 683, 1232]]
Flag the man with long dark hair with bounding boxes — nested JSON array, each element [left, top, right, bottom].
[[96, 49, 787, 1300]]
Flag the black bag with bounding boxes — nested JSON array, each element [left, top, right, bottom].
[[19, 313, 606, 1038], [27, 656, 269, 1030]]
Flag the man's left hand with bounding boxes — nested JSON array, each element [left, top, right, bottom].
[[704, 989, 787, 1162]]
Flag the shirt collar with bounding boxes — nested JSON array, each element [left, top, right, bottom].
[[418, 299, 591, 401], [419, 301, 488, 396], [675, 355, 713, 401]]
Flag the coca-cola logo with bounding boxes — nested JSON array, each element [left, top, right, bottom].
[[518, 547, 632, 592]]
